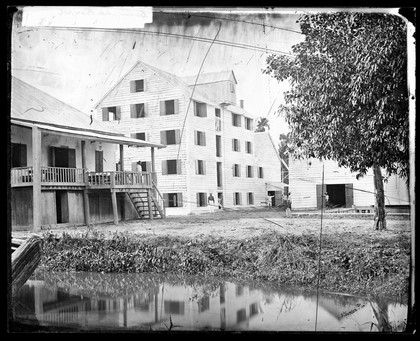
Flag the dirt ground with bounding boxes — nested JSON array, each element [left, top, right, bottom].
[[14, 207, 411, 240]]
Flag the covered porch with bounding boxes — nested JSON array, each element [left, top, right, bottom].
[[10, 119, 166, 231]]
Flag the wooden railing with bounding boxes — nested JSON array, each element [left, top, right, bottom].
[[151, 177, 166, 218], [86, 171, 151, 188], [10, 167, 33, 186], [11, 166, 85, 186], [41, 167, 85, 184]]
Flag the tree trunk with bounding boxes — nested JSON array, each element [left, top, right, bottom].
[[373, 164, 386, 230]]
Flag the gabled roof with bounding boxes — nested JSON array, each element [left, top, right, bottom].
[[180, 70, 237, 86], [11, 76, 165, 148], [94, 60, 221, 109]]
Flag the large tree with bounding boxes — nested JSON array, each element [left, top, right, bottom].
[[264, 12, 409, 230]]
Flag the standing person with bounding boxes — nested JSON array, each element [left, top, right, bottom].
[[208, 193, 215, 213], [136, 161, 143, 172], [325, 192, 330, 209], [285, 194, 292, 217], [267, 194, 274, 208], [218, 196, 223, 210], [136, 161, 143, 185]]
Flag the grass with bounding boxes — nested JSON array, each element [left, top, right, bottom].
[[37, 227, 411, 301]]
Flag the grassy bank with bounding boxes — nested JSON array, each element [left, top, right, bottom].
[[38, 229, 410, 300]]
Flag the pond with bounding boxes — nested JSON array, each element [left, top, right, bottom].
[[12, 270, 407, 332]]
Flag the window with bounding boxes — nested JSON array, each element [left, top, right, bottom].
[[160, 129, 180, 145], [232, 138, 240, 152], [130, 79, 145, 93], [102, 106, 121, 121], [162, 160, 181, 175], [233, 164, 241, 177], [194, 131, 206, 146], [232, 113, 241, 127], [11, 143, 27, 167], [258, 167, 264, 179], [249, 303, 259, 317], [245, 117, 253, 130], [130, 132, 146, 140], [230, 82, 236, 93], [233, 192, 242, 205], [160, 99, 178, 115], [247, 192, 254, 205], [163, 193, 183, 207], [194, 101, 207, 117], [216, 135, 222, 157], [245, 141, 252, 154], [197, 192, 207, 207], [215, 108, 222, 131], [246, 165, 254, 178], [130, 103, 146, 118], [195, 160, 206, 175]]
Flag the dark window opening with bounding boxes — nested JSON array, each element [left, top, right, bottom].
[[197, 192, 207, 207], [11, 143, 27, 167], [194, 101, 207, 117], [130, 103, 146, 118], [130, 132, 146, 140], [130, 79, 144, 93]]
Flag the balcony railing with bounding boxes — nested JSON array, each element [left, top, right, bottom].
[[86, 171, 151, 189], [11, 167, 152, 190]]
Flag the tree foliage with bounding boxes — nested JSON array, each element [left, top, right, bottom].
[[264, 13, 409, 181], [255, 117, 270, 132]]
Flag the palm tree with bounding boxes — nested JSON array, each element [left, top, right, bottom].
[[255, 117, 270, 132]]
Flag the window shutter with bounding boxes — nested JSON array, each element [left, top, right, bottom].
[[130, 104, 136, 118], [130, 80, 136, 93], [116, 106, 121, 120], [196, 193, 200, 207], [160, 131, 167, 145], [238, 165, 241, 177], [161, 160, 168, 175], [176, 160, 182, 174], [163, 193, 169, 208], [174, 99, 179, 115], [68, 149, 76, 168], [193, 101, 197, 116], [144, 102, 148, 117], [194, 131, 198, 145], [143, 79, 147, 92], [195, 160, 199, 174], [233, 193, 236, 205], [160, 100, 165, 115], [175, 129, 181, 144], [203, 161, 206, 175], [131, 162, 137, 172], [232, 139, 235, 151], [202, 132, 206, 146], [102, 108, 109, 121], [178, 193, 183, 207], [203, 104, 207, 117]]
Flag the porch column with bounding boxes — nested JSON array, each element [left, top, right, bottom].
[[150, 147, 156, 184], [32, 126, 42, 231], [81, 140, 90, 226], [111, 190, 119, 225], [119, 144, 124, 171]]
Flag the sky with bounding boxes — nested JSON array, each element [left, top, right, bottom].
[[10, 6, 308, 141]]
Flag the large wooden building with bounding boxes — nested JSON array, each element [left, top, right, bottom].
[[95, 60, 287, 215], [288, 158, 410, 212], [10, 77, 166, 231]]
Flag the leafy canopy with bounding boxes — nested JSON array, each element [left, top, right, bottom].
[[264, 13, 409, 179]]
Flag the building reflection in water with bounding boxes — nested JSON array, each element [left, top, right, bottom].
[[12, 271, 407, 332]]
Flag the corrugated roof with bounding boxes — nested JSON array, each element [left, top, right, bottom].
[[10, 76, 165, 148], [180, 70, 237, 86]]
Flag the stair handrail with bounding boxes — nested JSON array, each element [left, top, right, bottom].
[[151, 178, 166, 218]]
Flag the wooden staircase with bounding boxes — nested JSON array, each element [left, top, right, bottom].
[[127, 189, 165, 219]]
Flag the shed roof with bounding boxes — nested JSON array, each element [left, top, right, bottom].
[[11, 77, 165, 148]]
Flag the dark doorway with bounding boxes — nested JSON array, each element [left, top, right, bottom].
[[51, 147, 76, 168], [326, 184, 346, 208], [268, 190, 276, 207], [56, 190, 69, 223]]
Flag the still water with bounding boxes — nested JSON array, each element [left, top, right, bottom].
[[12, 269, 407, 332]]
